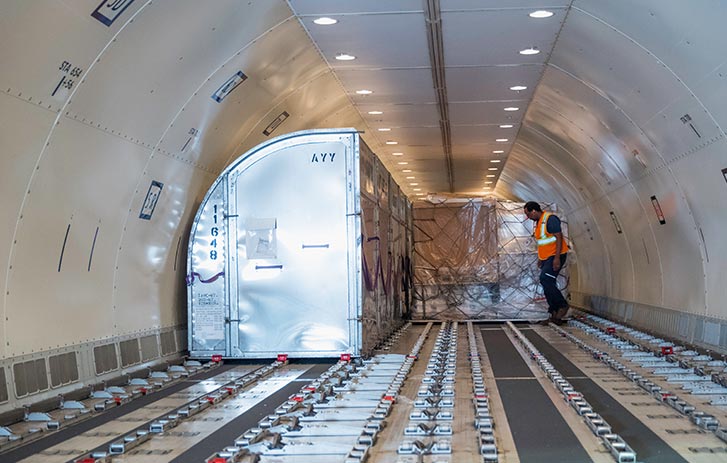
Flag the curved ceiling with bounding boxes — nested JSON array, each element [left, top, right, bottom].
[[0, 0, 725, 362]]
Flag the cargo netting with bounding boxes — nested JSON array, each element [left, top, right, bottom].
[[411, 199, 570, 320]]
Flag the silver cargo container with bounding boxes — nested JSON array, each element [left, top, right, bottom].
[[187, 129, 412, 359]]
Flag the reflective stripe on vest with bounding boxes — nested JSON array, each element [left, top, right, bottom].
[[537, 212, 556, 246]]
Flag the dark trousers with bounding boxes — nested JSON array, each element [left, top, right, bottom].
[[540, 253, 568, 314]]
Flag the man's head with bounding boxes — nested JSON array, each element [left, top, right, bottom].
[[523, 201, 542, 221]]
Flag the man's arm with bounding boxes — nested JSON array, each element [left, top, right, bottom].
[[553, 232, 563, 271]]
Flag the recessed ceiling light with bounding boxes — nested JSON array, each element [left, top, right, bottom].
[[488, 167, 499, 171], [490, 159, 501, 163], [402, 169, 412, 172], [529, 10, 554, 19], [496, 138, 509, 142], [313, 17, 338, 25], [485, 181, 493, 184], [510, 85, 528, 91], [486, 174, 496, 177], [519, 47, 540, 55], [416, 193, 425, 196], [499, 124, 514, 128], [504, 107, 519, 111], [368, 110, 383, 115], [397, 161, 408, 165], [406, 176, 415, 179], [413, 188, 422, 191], [335, 53, 356, 61], [392, 152, 404, 156], [493, 150, 504, 154], [410, 183, 419, 186], [356, 89, 373, 95], [386, 141, 398, 145], [378, 128, 391, 132]]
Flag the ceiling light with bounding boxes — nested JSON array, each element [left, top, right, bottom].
[[402, 169, 412, 172], [397, 161, 408, 165], [504, 107, 519, 111], [488, 167, 499, 171], [519, 47, 540, 55], [485, 181, 493, 184], [499, 124, 514, 128], [509, 85, 527, 91], [486, 174, 496, 177], [335, 53, 356, 61], [386, 141, 398, 145], [413, 188, 422, 191], [493, 150, 504, 154], [313, 17, 338, 25], [416, 193, 425, 196], [496, 138, 509, 142], [368, 110, 383, 115], [392, 152, 404, 156], [490, 159, 501, 163], [406, 176, 415, 179], [410, 183, 419, 186], [356, 89, 373, 95], [529, 10, 554, 18], [378, 128, 391, 132]]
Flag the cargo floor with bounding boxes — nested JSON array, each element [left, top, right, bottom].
[[4, 322, 723, 463]]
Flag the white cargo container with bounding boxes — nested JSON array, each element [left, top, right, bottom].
[[187, 129, 412, 359]]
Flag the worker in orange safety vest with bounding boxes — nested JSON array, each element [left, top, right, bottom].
[[524, 201, 570, 325]]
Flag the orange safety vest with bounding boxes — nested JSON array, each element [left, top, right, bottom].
[[535, 211, 568, 260]]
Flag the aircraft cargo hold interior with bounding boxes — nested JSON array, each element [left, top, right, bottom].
[[1, 1, 727, 462]]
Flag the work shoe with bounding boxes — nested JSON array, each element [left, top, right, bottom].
[[554, 307, 569, 320]]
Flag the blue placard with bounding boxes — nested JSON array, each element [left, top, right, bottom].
[[139, 181, 163, 220], [91, 0, 136, 27], [212, 71, 247, 103]]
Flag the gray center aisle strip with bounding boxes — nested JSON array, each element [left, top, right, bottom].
[[480, 327, 592, 463], [480, 328, 534, 378], [171, 362, 333, 463], [0, 363, 237, 463], [521, 328, 689, 463]]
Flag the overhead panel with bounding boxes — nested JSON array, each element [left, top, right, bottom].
[[442, 0, 572, 8], [451, 124, 519, 146], [336, 69, 437, 104], [303, 12, 430, 69], [441, 9, 565, 66], [355, 103, 440, 127], [446, 65, 542, 102], [450, 101, 529, 125], [535, 68, 652, 181], [549, 10, 683, 128], [289, 0, 424, 15], [575, 0, 720, 88]]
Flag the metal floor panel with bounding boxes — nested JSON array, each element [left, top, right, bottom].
[[170, 363, 333, 463], [0, 363, 239, 463], [481, 327, 593, 463], [521, 328, 689, 463]]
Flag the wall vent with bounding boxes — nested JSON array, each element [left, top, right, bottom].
[[0, 367, 8, 403], [93, 343, 118, 375], [13, 359, 48, 397], [140, 335, 159, 362], [120, 339, 141, 367], [160, 331, 176, 356], [49, 352, 79, 388]]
